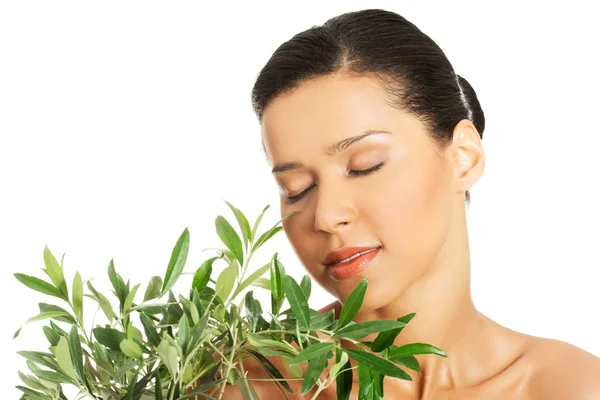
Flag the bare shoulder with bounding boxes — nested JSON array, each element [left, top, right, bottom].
[[526, 337, 600, 399]]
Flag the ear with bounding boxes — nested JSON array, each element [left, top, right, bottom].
[[447, 119, 485, 195]]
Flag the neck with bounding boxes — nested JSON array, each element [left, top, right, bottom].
[[344, 208, 513, 395]]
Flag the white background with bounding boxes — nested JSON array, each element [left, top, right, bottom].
[[2, 1, 599, 397]]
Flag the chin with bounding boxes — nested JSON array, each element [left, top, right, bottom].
[[359, 284, 401, 313], [329, 272, 407, 314]]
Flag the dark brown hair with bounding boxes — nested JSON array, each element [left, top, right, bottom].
[[251, 8, 485, 207]]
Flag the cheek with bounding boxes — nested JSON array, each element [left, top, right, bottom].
[[373, 157, 453, 272], [282, 209, 332, 288], [282, 217, 318, 271]]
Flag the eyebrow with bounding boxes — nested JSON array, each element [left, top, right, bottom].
[[271, 130, 390, 174]]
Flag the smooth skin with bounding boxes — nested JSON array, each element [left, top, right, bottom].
[[217, 72, 600, 399]]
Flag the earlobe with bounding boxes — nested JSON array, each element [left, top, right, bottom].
[[451, 120, 485, 192]]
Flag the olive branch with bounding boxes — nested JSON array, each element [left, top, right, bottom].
[[12, 201, 446, 400]]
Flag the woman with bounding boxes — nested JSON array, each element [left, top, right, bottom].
[[224, 8, 600, 399]]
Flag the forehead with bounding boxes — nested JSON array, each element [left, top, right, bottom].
[[260, 73, 403, 163]]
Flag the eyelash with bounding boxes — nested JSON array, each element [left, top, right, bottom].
[[284, 162, 385, 204]]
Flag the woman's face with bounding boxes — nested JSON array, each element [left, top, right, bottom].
[[261, 72, 459, 309]]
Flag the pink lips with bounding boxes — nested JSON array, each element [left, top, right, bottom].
[[326, 247, 381, 280]]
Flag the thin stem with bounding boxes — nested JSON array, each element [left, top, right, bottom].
[[206, 341, 227, 362], [310, 379, 325, 400], [254, 329, 324, 343], [217, 327, 238, 399], [331, 365, 359, 384], [296, 320, 303, 351], [236, 352, 259, 397], [245, 377, 305, 381]]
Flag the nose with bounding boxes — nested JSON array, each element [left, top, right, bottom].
[[313, 182, 358, 234]]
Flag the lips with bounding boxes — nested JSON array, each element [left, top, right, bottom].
[[325, 247, 381, 280], [324, 246, 380, 266]]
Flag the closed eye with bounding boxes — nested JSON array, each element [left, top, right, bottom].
[[283, 162, 385, 204]]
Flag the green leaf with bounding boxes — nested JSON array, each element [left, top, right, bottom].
[[107, 259, 127, 307], [215, 215, 244, 265], [310, 309, 335, 330], [120, 339, 143, 358], [215, 259, 239, 301], [232, 261, 270, 299], [92, 327, 127, 352], [328, 349, 348, 381], [254, 347, 293, 358], [251, 210, 299, 254], [252, 277, 271, 291], [337, 277, 368, 329], [250, 204, 270, 243], [246, 333, 297, 355], [17, 350, 62, 372], [136, 303, 167, 314], [224, 200, 252, 251], [239, 376, 260, 400], [332, 320, 407, 340], [140, 313, 161, 347], [244, 291, 263, 332], [177, 371, 225, 400], [43, 244, 68, 300], [300, 275, 311, 299], [26, 310, 73, 325], [167, 290, 184, 321], [372, 368, 384, 398], [213, 304, 226, 324], [388, 342, 447, 359], [333, 351, 352, 400], [179, 295, 200, 325], [161, 228, 190, 295], [251, 226, 282, 254], [245, 348, 294, 394], [53, 336, 78, 382], [29, 369, 75, 385], [190, 290, 204, 319], [192, 257, 217, 292], [38, 303, 76, 324], [344, 349, 412, 380], [282, 356, 303, 378], [178, 314, 190, 355], [282, 275, 309, 331], [43, 326, 61, 346], [389, 355, 421, 372], [67, 325, 84, 382], [290, 342, 334, 365], [17, 371, 50, 392], [14, 273, 64, 300], [357, 361, 374, 400], [72, 271, 83, 322], [370, 312, 415, 352], [270, 253, 284, 314], [50, 320, 68, 336], [123, 283, 140, 315], [143, 276, 163, 302], [15, 385, 46, 398], [87, 281, 117, 322], [301, 353, 328, 395], [187, 314, 209, 356], [123, 364, 142, 400], [157, 339, 179, 378], [155, 367, 164, 400]]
